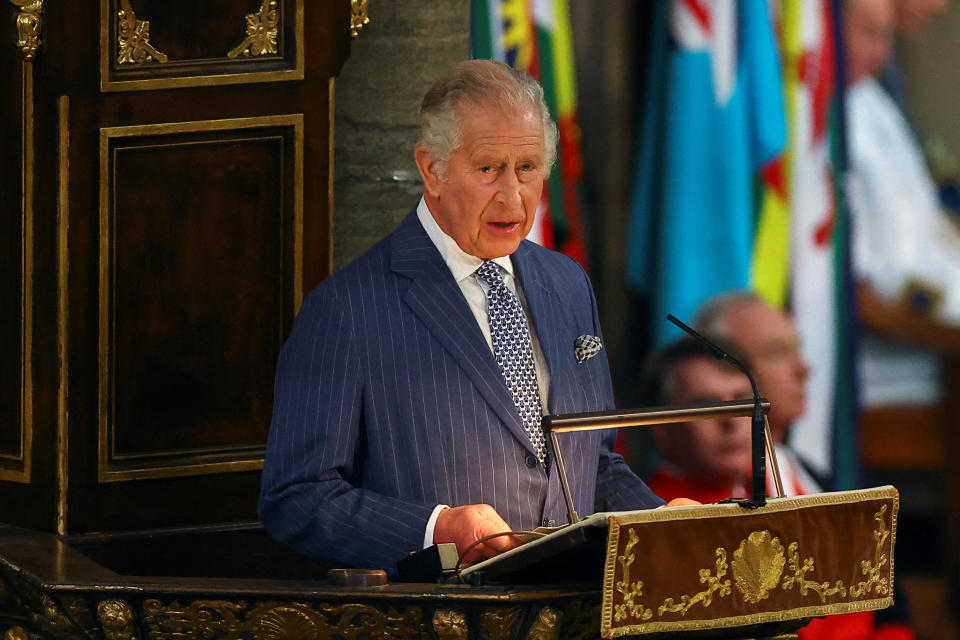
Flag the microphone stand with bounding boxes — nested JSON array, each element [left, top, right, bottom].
[[543, 398, 771, 525], [543, 315, 786, 526], [666, 314, 771, 508]]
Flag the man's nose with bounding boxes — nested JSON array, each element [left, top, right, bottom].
[[496, 168, 523, 207]]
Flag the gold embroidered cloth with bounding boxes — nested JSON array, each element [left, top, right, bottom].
[[601, 486, 898, 638]]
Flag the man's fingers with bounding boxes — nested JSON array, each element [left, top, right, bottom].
[[434, 503, 519, 562], [665, 497, 701, 507]]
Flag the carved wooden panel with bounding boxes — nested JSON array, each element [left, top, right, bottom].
[[98, 116, 302, 482], [100, 0, 304, 91], [0, 0, 351, 533]]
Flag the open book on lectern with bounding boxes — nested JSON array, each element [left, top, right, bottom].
[[457, 509, 641, 585]]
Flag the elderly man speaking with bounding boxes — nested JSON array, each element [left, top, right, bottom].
[[259, 60, 665, 573]]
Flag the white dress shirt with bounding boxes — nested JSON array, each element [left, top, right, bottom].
[[416, 197, 552, 548]]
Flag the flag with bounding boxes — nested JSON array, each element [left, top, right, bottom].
[[627, 0, 787, 345], [471, 0, 588, 266], [780, 0, 861, 489], [627, 0, 859, 487]]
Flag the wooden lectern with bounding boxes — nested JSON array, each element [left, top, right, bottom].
[[0, 486, 898, 639]]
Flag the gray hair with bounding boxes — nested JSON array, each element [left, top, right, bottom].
[[418, 59, 558, 180], [693, 290, 766, 337]]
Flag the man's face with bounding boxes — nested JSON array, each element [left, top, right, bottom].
[[845, 0, 897, 85], [654, 357, 754, 486], [723, 301, 809, 442], [897, 0, 949, 38], [415, 103, 546, 259]]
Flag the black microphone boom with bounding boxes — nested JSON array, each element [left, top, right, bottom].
[[666, 314, 768, 508]]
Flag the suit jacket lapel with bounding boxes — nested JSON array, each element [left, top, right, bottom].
[[390, 211, 537, 453], [512, 243, 582, 416]]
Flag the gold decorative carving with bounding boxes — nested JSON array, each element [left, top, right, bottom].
[[781, 541, 847, 603], [350, 0, 369, 38], [850, 506, 892, 598], [143, 599, 426, 640], [249, 604, 319, 639], [480, 607, 521, 640], [731, 530, 786, 604], [613, 529, 652, 622], [524, 606, 560, 640], [11, 0, 43, 60], [557, 600, 602, 640], [143, 599, 247, 637], [117, 0, 168, 64], [228, 0, 280, 58], [62, 595, 99, 636], [97, 599, 135, 640], [659, 548, 732, 615], [4, 627, 28, 640], [433, 609, 468, 640], [42, 595, 76, 634]]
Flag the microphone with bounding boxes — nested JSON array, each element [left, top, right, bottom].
[[666, 314, 768, 508]]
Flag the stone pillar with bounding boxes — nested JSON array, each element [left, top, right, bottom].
[[333, 1, 470, 269]]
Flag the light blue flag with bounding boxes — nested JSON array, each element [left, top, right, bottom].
[[627, 0, 786, 344]]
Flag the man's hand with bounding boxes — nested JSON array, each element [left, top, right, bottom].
[[433, 504, 523, 564], [665, 497, 702, 507]]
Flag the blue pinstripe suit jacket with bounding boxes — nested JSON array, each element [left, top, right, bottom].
[[259, 208, 664, 571]]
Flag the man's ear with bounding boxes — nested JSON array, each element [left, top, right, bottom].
[[414, 146, 443, 198]]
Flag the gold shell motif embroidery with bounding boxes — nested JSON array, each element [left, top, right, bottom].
[[731, 530, 786, 604]]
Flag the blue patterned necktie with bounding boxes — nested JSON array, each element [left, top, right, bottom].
[[475, 260, 547, 464]]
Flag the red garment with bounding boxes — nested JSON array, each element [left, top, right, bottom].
[[647, 465, 915, 640], [647, 467, 747, 504], [800, 613, 913, 640]]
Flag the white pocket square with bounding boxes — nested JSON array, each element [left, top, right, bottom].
[[574, 334, 603, 363]]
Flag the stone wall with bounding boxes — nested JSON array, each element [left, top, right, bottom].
[[333, 1, 470, 269]]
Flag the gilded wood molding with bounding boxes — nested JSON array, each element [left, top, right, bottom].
[[117, 0, 168, 64], [350, 0, 369, 38], [228, 0, 280, 58], [57, 95, 70, 534], [101, 0, 304, 91], [142, 599, 427, 639], [10, 0, 42, 60], [1, 56, 35, 484]]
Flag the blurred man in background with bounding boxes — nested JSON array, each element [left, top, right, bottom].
[[695, 292, 823, 495], [640, 337, 754, 503]]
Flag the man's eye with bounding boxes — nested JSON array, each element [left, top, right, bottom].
[[519, 162, 534, 171], [480, 166, 494, 173]]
